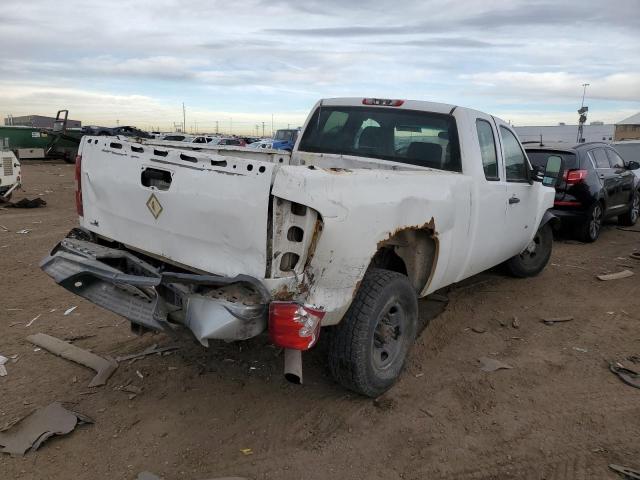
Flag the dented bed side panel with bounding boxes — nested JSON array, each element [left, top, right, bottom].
[[272, 166, 473, 325]]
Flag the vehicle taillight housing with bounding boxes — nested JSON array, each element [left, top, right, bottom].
[[563, 169, 588, 185], [269, 302, 325, 350], [362, 98, 404, 107], [75, 154, 83, 217]]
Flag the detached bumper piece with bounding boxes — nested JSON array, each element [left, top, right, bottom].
[[40, 237, 269, 345]]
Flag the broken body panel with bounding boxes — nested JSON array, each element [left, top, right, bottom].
[[42, 98, 554, 346]]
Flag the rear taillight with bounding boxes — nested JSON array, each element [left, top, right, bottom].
[[269, 302, 325, 350], [563, 169, 588, 185], [75, 155, 83, 217], [362, 98, 404, 107]]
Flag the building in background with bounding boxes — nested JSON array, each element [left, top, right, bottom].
[[514, 122, 614, 144], [614, 113, 640, 141], [4, 115, 81, 129]]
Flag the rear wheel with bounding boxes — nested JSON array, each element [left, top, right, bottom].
[[618, 191, 639, 226], [327, 268, 418, 397], [577, 201, 603, 242], [505, 223, 553, 278]]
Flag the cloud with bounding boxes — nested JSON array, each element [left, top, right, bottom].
[[0, 0, 637, 128], [463, 71, 640, 102]]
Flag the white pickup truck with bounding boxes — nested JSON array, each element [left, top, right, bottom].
[[41, 98, 560, 396]]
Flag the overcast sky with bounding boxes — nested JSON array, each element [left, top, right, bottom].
[[1, 0, 638, 133]]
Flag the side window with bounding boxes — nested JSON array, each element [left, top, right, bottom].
[[606, 149, 625, 169], [592, 149, 610, 169], [476, 119, 499, 180], [500, 126, 529, 182]]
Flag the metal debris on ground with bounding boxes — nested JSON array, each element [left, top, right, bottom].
[[540, 315, 574, 325], [609, 362, 640, 390], [597, 270, 634, 281], [511, 315, 520, 329], [240, 448, 253, 456], [15, 229, 30, 234], [4, 198, 47, 209], [0, 402, 93, 456], [26, 333, 118, 387], [478, 357, 513, 372], [0, 224, 8, 232], [63, 306, 77, 316], [0, 355, 8, 377], [115, 344, 179, 363], [609, 463, 640, 479], [471, 326, 486, 334], [25, 314, 41, 328]]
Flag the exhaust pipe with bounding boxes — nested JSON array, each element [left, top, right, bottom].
[[283, 348, 302, 384]]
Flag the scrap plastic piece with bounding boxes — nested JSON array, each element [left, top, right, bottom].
[[609, 463, 640, 480], [597, 270, 634, 281], [609, 362, 640, 390], [26, 333, 117, 387], [0, 402, 92, 455], [478, 357, 513, 372], [0, 355, 7, 377], [115, 344, 179, 362], [541, 316, 574, 325]]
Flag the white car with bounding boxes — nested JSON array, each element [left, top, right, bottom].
[[248, 140, 274, 149], [42, 97, 560, 396]]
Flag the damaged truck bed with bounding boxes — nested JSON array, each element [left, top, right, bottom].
[[42, 97, 560, 396]]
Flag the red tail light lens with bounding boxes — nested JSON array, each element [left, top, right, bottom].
[[269, 302, 325, 350], [75, 155, 83, 217], [563, 169, 588, 185], [362, 98, 404, 107]]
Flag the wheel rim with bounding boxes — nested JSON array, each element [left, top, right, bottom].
[[631, 195, 639, 223], [372, 301, 407, 371], [590, 204, 602, 239]]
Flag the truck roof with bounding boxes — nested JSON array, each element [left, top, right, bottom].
[[318, 97, 457, 116]]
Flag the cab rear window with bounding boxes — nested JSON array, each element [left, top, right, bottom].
[[298, 106, 462, 172]]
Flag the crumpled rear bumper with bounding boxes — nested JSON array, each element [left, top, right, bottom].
[[40, 237, 270, 345]]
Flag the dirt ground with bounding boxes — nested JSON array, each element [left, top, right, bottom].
[[1, 161, 639, 480]]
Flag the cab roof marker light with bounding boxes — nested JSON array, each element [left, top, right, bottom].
[[362, 98, 405, 107]]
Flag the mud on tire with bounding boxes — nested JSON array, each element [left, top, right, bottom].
[[327, 268, 418, 397]]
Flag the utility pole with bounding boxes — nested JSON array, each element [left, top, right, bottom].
[[256, 125, 259, 136], [576, 83, 589, 143], [182, 103, 186, 134], [215, 121, 219, 135], [271, 114, 274, 137], [229, 117, 232, 135], [262, 122, 265, 137]]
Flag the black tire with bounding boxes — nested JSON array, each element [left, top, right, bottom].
[[505, 223, 553, 278], [577, 201, 604, 243], [618, 191, 639, 227], [327, 268, 418, 397]]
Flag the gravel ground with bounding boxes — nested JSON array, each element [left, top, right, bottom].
[[1, 161, 639, 480]]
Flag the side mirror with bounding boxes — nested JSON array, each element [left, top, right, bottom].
[[627, 160, 640, 170], [540, 155, 561, 187]]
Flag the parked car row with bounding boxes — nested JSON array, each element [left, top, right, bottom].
[[524, 141, 639, 242]]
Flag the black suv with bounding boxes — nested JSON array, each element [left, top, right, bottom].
[[525, 142, 640, 242]]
